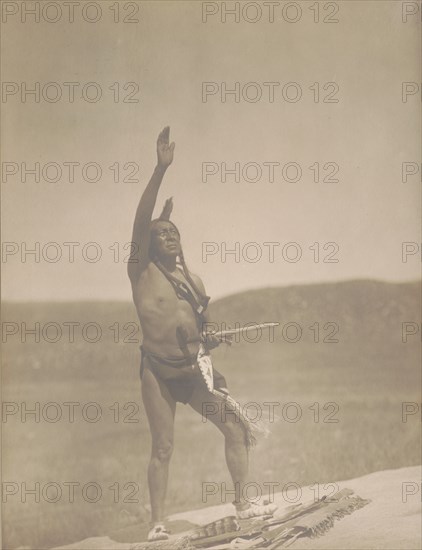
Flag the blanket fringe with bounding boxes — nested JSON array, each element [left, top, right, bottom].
[[130, 493, 370, 550], [306, 495, 370, 538]]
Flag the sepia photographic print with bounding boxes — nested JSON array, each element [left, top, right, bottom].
[[1, 1, 421, 549]]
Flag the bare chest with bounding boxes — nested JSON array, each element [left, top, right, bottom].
[[133, 264, 196, 318]]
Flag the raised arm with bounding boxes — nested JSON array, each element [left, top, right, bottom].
[[127, 126, 175, 283]]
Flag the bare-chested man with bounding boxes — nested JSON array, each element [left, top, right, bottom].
[[128, 127, 276, 541]]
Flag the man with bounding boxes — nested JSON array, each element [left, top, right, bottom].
[[128, 127, 276, 541]]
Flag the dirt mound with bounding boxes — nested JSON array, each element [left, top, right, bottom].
[[54, 465, 421, 550]]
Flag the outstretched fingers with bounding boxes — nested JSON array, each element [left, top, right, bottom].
[[158, 126, 170, 145], [156, 126, 175, 167], [160, 197, 174, 220]]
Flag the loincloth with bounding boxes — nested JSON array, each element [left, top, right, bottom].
[[140, 346, 227, 404]]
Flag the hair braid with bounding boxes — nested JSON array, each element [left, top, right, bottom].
[[178, 250, 210, 309]]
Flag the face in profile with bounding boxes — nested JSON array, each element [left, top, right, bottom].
[[150, 220, 181, 259]]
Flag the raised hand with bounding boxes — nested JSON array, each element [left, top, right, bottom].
[[159, 197, 174, 221], [157, 126, 175, 168]]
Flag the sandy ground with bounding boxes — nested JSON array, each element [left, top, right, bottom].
[[54, 465, 421, 550]]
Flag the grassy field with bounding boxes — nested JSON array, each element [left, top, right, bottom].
[[2, 281, 421, 549]]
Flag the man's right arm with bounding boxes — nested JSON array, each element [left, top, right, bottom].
[[127, 126, 175, 283]]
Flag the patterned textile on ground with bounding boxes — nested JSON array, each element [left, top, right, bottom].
[[130, 488, 370, 550]]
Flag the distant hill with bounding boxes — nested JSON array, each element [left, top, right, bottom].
[[3, 279, 420, 346], [208, 279, 421, 345], [4, 279, 420, 317]]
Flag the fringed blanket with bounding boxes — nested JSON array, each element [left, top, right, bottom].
[[130, 488, 370, 550]]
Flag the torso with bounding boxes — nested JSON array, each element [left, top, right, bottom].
[[131, 262, 202, 358]]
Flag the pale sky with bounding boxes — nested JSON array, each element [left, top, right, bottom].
[[2, 0, 420, 301]]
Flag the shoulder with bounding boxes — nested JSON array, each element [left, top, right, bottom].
[[129, 260, 156, 287], [189, 271, 206, 294]]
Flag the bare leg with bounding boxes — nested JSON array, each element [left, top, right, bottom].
[[141, 368, 176, 524], [188, 386, 249, 505]]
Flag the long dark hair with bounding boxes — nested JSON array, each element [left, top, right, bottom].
[[148, 198, 210, 309]]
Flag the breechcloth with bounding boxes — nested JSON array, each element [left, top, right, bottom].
[[140, 347, 228, 404]]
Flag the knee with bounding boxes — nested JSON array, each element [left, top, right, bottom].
[[152, 440, 173, 463], [222, 420, 245, 445]]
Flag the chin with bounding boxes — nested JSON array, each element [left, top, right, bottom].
[[158, 249, 179, 259]]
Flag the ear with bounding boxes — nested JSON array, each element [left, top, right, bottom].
[[159, 197, 173, 221]]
